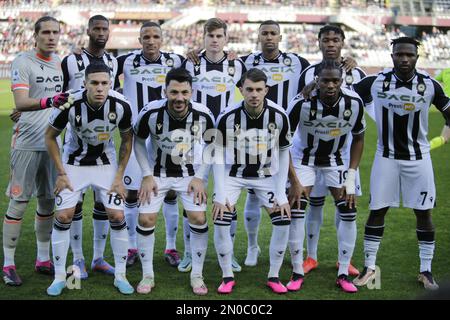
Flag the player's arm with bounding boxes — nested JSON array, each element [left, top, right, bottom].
[[342, 104, 366, 208], [45, 109, 73, 193], [13, 89, 73, 112], [430, 79, 450, 150], [341, 56, 357, 72], [212, 116, 229, 220]]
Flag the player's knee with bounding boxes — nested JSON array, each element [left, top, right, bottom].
[[108, 210, 125, 224], [138, 214, 156, 228], [56, 210, 75, 224], [335, 200, 357, 221], [6, 199, 28, 221], [368, 207, 388, 225], [414, 209, 434, 230], [269, 211, 291, 226], [309, 196, 325, 207], [188, 212, 206, 225], [164, 190, 177, 204], [37, 198, 55, 216], [93, 202, 108, 221]]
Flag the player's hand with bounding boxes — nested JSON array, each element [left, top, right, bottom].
[[340, 168, 357, 209], [288, 179, 308, 209], [187, 177, 207, 205], [186, 48, 202, 64], [108, 177, 127, 201], [40, 92, 75, 110], [301, 80, 317, 100], [54, 174, 73, 195], [227, 50, 237, 61], [341, 56, 357, 72], [9, 108, 21, 123], [212, 200, 232, 221], [274, 200, 291, 220], [138, 175, 158, 205]]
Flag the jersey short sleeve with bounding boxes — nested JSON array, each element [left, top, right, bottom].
[[10, 54, 30, 91], [48, 108, 70, 131], [353, 75, 376, 105], [118, 101, 133, 132], [134, 109, 152, 139], [286, 97, 304, 135], [351, 98, 366, 135], [278, 111, 292, 150], [431, 78, 450, 111]]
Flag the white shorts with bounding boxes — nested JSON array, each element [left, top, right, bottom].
[[123, 150, 142, 191], [309, 166, 362, 198], [56, 164, 123, 211], [295, 165, 347, 190], [225, 176, 277, 209], [369, 154, 436, 210], [139, 176, 207, 214]]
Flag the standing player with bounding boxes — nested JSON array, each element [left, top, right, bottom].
[[133, 68, 213, 295], [287, 60, 366, 293], [61, 15, 118, 278], [239, 20, 310, 267], [45, 63, 133, 296], [213, 68, 292, 294], [352, 37, 450, 290], [3, 16, 70, 286], [116, 21, 185, 268], [181, 18, 246, 273], [297, 25, 366, 276]]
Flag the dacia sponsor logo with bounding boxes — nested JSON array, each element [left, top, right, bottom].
[[155, 136, 191, 143], [130, 67, 171, 75], [76, 125, 117, 134], [36, 75, 63, 83], [376, 92, 426, 103], [193, 76, 235, 84], [259, 66, 295, 74], [303, 121, 352, 128]]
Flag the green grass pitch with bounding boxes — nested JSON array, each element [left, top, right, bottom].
[[0, 78, 449, 300]]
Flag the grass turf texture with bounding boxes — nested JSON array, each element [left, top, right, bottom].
[[0, 78, 449, 300]]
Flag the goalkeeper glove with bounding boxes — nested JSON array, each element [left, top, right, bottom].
[[429, 136, 445, 151], [40, 92, 75, 110]]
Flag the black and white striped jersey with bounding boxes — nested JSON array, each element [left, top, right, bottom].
[[117, 50, 185, 122], [181, 52, 246, 119], [296, 62, 367, 161], [48, 89, 132, 166], [298, 62, 366, 91], [288, 88, 366, 167], [240, 51, 310, 110], [61, 48, 119, 91], [134, 99, 215, 178], [353, 68, 450, 160], [216, 99, 292, 178]]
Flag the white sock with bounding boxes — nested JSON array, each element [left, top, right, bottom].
[[52, 219, 71, 281], [334, 207, 341, 230], [214, 215, 233, 278], [289, 211, 305, 275], [268, 213, 290, 279], [70, 208, 84, 261], [124, 200, 138, 250], [93, 204, 109, 261], [417, 229, 435, 273], [336, 201, 357, 276], [3, 216, 23, 267], [363, 224, 384, 270], [244, 191, 261, 250], [137, 225, 155, 278], [109, 219, 128, 276], [183, 213, 191, 255], [189, 222, 208, 278], [163, 199, 179, 251], [35, 212, 54, 262], [305, 197, 325, 261]]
